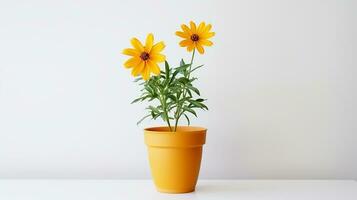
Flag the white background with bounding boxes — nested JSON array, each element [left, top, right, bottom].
[[0, 0, 356, 179]]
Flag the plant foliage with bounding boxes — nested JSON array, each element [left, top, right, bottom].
[[132, 53, 208, 132]]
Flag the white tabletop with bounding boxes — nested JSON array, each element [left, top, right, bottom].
[[0, 180, 356, 200]]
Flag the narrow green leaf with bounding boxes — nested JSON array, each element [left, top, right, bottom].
[[184, 114, 190, 126], [169, 69, 180, 85], [189, 100, 203, 108], [188, 86, 200, 95], [177, 91, 182, 99], [160, 112, 168, 121], [134, 77, 143, 82], [190, 64, 204, 73], [148, 106, 160, 114], [186, 89, 192, 97], [180, 59, 186, 66], [178, 77, 190, 84], [175, 64, 191, 71], [188, 99, 208, 110], [165, 61, 170, 79], [184, 107, 197, 117], [168, 94, 176, 101], [131, 97, 143, 104], [137, 114, 151, 125], [190, 77, 198, 82], [153, 112, 162, 120], [202, 104, 208, 110]]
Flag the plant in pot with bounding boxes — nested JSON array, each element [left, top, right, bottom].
[[122, 21, 215, 193]]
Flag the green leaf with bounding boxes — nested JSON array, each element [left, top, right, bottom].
[[178, 77, 190, 84], [184, 107, 197, 117], [189, 99, 208, 110], [180, 59, 186, 66], [186, 89, 192, 97], [190, 77, 198, 82], [144, 85, 153, 95], [131, 94, 155, 104], [153, 112, 162, 120], [131, 97, 143, 104], [150, 109, 161, 119], [160, 112, 168, 121], [187, 86, 200, 95], [175, 64, 191, 72], [169, 69, 180, 85], [190, 64, 204, 73], [165, 61, 170, 79], [168, 94, 176, 101], [184, 114, 190, 126], [178, 97, 191, 103], [189, 100, 203, 107], [177, 91, 182, 99], [137, 114, 151, 125], [148, 106, 160, 114], [134, 77, 143, 82]]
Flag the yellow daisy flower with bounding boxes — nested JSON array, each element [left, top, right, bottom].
[[122, 33, 166, 80], [175, 21, 215, 54]]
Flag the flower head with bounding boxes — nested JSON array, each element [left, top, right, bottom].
[[122, 33, 166, 80], [175, 21, 215, 54]]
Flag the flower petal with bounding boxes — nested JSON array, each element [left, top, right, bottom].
[[197, 22, 206, 34], [122, 48, 140, 57], [201, 32, 215, 39], [145, 33, 154, 52], [151, 41, 165, 53], [179, 39, 193, 47], [187, 45, 194, 52], [150, 54, 166, 62], [181, 24, 192, 35], [202, 24, 212, 33], [124, 57, 141, 68], [199, 39, 213, 46], [175, 31, 190, 38], [130, 37, 144, 52], [147, 60, 161, 75], [131, 61, 145, 76], [190, 21, 197, 33], [196, 44, 205, 54], [142, 64, 151, 80]]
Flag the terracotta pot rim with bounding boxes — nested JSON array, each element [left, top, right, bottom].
[[144, 126, 207, 134]]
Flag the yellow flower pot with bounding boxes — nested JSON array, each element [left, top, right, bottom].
[[144, 126, 207, 193]]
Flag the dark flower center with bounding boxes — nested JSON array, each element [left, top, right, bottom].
[[190, 34, 200, 42], [140, 52, 150, 61]]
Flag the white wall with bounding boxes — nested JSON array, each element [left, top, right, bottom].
[[0, 0, 356, 179]]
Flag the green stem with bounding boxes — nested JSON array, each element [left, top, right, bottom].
[[160, 96, 172, 132], [174, 49, 196, 132], [166, 116, 172, 132], [187, 49, 196, 79], [174, 116, 179, 132]]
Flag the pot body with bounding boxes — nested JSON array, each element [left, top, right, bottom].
[[144, 126, 206, 193]]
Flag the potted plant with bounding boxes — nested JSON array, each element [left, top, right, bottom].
[[122, 21, 215, 193]]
